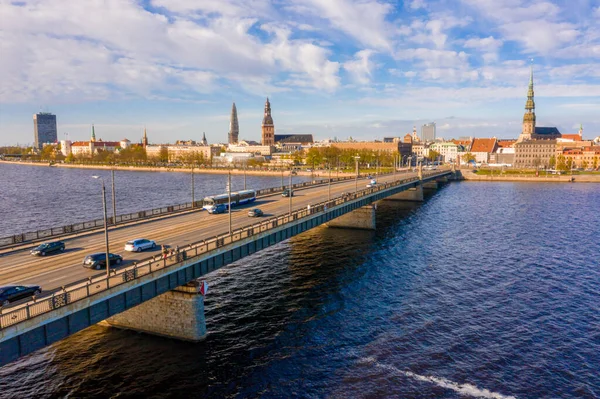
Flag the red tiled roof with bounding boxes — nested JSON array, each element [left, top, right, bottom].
[[561, 134, 582, 141], [470, 138, 498, 153], [94, 142, 120, 147], [71, 141, 89, 146], [497, 140, 516, 148]]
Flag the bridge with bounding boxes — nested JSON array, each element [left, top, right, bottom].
[[0, 168, 453, 366]]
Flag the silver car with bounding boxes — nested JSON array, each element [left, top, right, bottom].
[[124, 238, 156, 252]]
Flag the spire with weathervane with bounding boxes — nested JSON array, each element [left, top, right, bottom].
[[518, 62, 536, 142], [91, 124, 96, 142]]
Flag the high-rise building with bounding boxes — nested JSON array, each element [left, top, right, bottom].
[[261, 98, 275, 146], [33, 112, 57, 149], [228, 102, 239, 144], [421, 122, 436, 142]]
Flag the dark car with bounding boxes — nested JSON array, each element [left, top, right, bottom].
[[30, 241, 65, 256], [208, 204, 227, 214], [247, 208, 264, 217], [282, 189, 294, 197], [82, 253, 123, 270], [0, 285, 42, 307]]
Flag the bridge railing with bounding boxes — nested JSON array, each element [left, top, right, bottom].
[[0, 170, 449, 330], [0, 174, 368, 250]]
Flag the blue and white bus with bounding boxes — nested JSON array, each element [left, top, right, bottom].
[[202, 189, 257, 211]]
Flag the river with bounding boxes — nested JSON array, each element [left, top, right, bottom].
[[0, 164, 599, 398]]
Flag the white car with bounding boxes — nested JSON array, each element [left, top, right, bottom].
[[124, 238, 156, 252]]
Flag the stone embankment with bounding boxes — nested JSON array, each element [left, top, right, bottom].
[[459, 169, 600, 183]]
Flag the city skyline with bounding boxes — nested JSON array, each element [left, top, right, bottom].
[[1, 0, 599, 146]]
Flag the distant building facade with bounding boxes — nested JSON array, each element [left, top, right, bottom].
[[33, 112, 57, 149], [421, 122, 436, 142], [514, 140, 556, 168], [429, 142, 458, 162], [330, 141, 412, 158], [261, 98, 275, 146], [228, 102, 239, 144]]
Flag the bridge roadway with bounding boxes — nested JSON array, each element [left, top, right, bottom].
[[0, 171, 421, 296]]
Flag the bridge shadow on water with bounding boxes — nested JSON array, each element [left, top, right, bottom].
[[0, 185, 447, 398]]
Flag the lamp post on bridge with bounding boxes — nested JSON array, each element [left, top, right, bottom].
[[227, 170, 232, 236], [111, 166, 117, 224], [92, 176, 111, 277], [289, 168, 293, 216], [191, 164, 195, 208], [354, 154, 360, 193]]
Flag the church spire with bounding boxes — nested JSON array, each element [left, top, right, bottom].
[[91, 124, 96, 142], [518, 61, 536, 142], [142, 126, 148, 147]]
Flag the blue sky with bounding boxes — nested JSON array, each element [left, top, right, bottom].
[[0, 0, 599, 146]]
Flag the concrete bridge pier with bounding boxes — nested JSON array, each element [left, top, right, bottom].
[[103, 280, 207, 342], [326, 204, 376, 230], [436, 176, 448, 183], [384, 185, 424, 202], [422, 181, 438, 190]]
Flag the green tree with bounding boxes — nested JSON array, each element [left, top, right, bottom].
[[548, 155, 556, 168], [159, 147, 169, 163], [305, 147, 323, 168], [557, 155, 567, 171], [428, 149, 441, 161], [593, 156, 599, 170], [39, 145, 56, 160], [462, 152, 476, 163], [65, 153, 75, 163]]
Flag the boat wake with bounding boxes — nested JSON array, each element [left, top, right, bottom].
[[360, 357, 517, 399]]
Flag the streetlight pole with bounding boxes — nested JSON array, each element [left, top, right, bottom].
[[111, 167, 116, 225], [289, 168, 293, 216], [228, 170, 232, 235], [92, 176, 110, 277], [191, 164, 195, 208], [354, 155, 360, 193], [328, 161, 331, 201]]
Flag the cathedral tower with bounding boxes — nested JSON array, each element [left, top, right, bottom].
[[261, 98, 274, 146], [518, 64, 536, 142], [228, 102, 239, 144]]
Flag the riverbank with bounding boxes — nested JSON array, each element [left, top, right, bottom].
[[0, 160, 355, 178], [460, 169, 600, 182]]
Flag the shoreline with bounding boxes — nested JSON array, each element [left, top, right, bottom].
[[458, 169, 600, 183], [0, 160, 355, 178]]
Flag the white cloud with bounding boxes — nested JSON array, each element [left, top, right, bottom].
[[408, 0, 427, 10], [395, 48, 470, 69], [289, 0, 394, 51], [343, 50, 376, 84]]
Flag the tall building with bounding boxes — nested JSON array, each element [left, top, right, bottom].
[[33, 112, 57, 149], [421, 122, 436, 142], [228, 102, 239, 144], [261, 98, 275, 146], [201, 132, 208, 146], [518, 64, 536, 142]]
